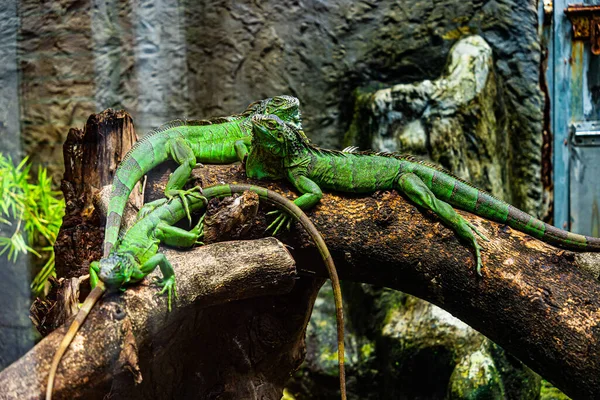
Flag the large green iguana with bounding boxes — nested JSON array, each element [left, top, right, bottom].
[[245, 114, 600, 275], [47, 184, 346, 400], [103, 95, 303, 257]]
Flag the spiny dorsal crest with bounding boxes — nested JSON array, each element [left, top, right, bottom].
[[348, 150, 503, 199], [122, 100, 270, 161]]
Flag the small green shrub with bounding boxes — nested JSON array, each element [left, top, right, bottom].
[[0, 154, 65, 296]]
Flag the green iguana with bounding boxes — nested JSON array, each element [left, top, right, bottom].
[[47, 184, 346, 400], [103, 95, 303, 257], [245, 114, 600, 275]]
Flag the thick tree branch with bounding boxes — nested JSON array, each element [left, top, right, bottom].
[[0, 238, 297, 399], [9, 110, 320, 400], [183, 164, 600, 400], [7, 109, 599, 399]]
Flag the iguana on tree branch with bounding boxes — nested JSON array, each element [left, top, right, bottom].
[[48, 184, 346, 400], [103, 95, 303, 257], [245, 114, 600, 275]]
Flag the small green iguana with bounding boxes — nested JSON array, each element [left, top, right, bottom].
[[245, 114, 600, 274], [47, 184, 346, 400], [103, 95, 303, 257]]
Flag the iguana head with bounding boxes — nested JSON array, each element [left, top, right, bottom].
[[245, 114, 286, 180], [250, 114, 289, 157], [250, 113, 308, 155], [96, 253, 136, 291], [243, 95, 302, 129]]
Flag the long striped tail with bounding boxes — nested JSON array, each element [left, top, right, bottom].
[[426, 168, 600, 251], [103, 148, 168, 257], [499, 202, 600, 250]]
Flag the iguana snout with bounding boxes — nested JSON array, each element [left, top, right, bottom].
[[98, 254, 132, 290]]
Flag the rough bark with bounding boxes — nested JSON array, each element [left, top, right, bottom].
[[22, 110, 322, 400], [338, 34, 543, 399], [5, 153, 599, 399], [176, 164, 600, 400], [0, 238, 299, 400], [56, 109, 141, 278]]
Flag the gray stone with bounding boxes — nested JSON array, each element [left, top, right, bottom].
[[346, 35, 516, 211]]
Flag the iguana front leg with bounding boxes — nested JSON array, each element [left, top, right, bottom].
[[267, 173, 323, 234], [234, 137, 252, 163], [140, 253, 177, 311], [89, 261, 100, 289], [164, 137, 203, 224], [395, 172, 489, 275]]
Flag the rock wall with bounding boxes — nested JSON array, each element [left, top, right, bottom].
[[16, 0, 543, 203], [345, 36, 511, 203]]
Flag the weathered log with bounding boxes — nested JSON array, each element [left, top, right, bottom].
[[24, 109, 320, 400], [175, 164, 600, 400], [57, 109, 141, 279], [0, 238, 299, 400]]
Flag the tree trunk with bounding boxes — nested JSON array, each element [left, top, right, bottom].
[[56, 109, 141, 279]]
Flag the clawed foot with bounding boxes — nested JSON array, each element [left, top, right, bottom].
[[165, 186, 207, 225], [191, 214, 205, 246], [266, 210, 293, 235], [466, 221, 487, 276], [153, 275, 178, 311]]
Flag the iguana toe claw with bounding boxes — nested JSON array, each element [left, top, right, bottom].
[[165, 187, 207, 226], [274, 216, 287, 235], [467, 221, 489, 242], [154, 276, 177, 312], [472, 242, 483, 276]]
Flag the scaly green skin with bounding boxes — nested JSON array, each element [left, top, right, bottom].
[[103, 95, 303, 257], [47, 189, 207, 400], [48, 184, 346, 400], [246, 114, 600, 275]]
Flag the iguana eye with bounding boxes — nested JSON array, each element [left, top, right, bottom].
[[267, 120, 277, 129]]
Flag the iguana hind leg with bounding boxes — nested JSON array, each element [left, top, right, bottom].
[[155, 217, 205, 248], [395, 172, 488, 275], [137, 198, 168, 221]]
